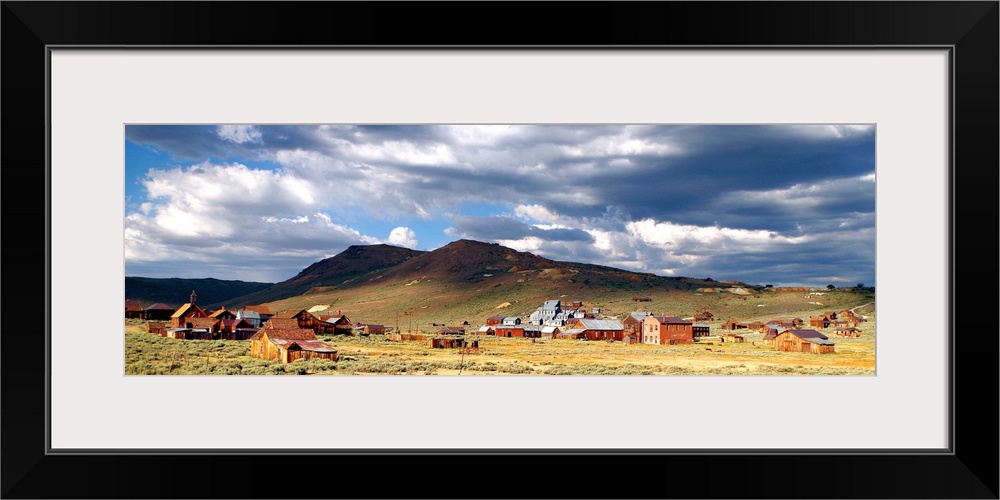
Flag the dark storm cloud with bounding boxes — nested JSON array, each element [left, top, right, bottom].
[[449, 216, 594, 243], [126, 124, 875, 286]]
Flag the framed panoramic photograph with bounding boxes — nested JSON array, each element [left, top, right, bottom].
[[5, 2, 997, 499]]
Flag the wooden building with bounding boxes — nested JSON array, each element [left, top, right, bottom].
[[243, 305, 273, 324], [125, 299, 144, 319], [359, 324, 386, 335], [208, 306, 237, 320], [475, 326, 495, 336], [494, 325, 541, 338], [218, 318, 258, 340], [693, 311, 714, 322], [540, 326, 561, 338], [723, 320, 748, 330], [555, 328, 588, 340], [485, 316, 506, 326], [143, 303, 175, 321], [170, 291, 208, 328], [809, 316, 831, 328], [567, 318, 625, 341], [774, 329, 835, 354], [834, 327, 861, 337], [146, 322, 166, 337], [720, 333, 745, 343], [623, 311, 652, 337], [317, 313, 353, 335], [642, 316, 694, 345], [692, 324, 710, 338], [249, 324, 338, 363]]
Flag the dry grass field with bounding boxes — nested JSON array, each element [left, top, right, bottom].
[[124, 300, 875, 375]]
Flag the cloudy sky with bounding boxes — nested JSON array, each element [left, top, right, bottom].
[[124, 125, 875, 287]]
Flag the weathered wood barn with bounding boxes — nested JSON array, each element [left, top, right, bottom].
[[720, 333, 745, 343], [809, 316, 831, 328], [475, 326, 495, 336], [358, 324, 386, 335], [834, 327, 861, 337], [249, 324, 338, 363], [146, 322, 166, 337], [723, 320, 748, 330], [317, 313, 353, 335], [218, 318, 258, 340], [774, 329, 835, 354], [642, 316, 695, 344], [125, 299, 144, 319]]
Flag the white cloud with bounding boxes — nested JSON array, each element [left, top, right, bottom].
[[387, 227, 419, 249], [217, 125, 262, 144]]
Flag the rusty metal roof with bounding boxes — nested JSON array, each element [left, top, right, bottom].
[[787, 329, 829, 340], [263, 328, 317, 341], [243, 305, 272, 315], [275, 339, 337, 352], [265, 318, 300, 329]]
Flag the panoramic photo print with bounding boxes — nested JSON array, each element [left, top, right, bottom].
[[124, 124, 876, 375]]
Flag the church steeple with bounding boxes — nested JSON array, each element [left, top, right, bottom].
[[190, 290, 197, 305]]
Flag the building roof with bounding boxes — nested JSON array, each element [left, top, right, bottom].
[[692, 323, 710, 328], [541, 326, 561, 333], [252, 327, 318, 341], [477, 326, 494, 333], [243, 305, 273, 315], [559, 328, 586, 336], [787, 329, 830, 340], [187, 317, 218, 329], [319, 315, 348, 325], [144, 303, 174, 311], [486, 316, 506, 321], [238, 309, 261, 319], [264, 318, 301, 329], [209, 308, 236, 318], [629, 311, 652, 322], [171, 303, 205, 318], [274, 339, 337, 353], [125, 299, 143, 310], [503, 316, 520, 322], [649, 316, 691, 325], [574, 319, 624, 330], [543, 300, 561, 309]]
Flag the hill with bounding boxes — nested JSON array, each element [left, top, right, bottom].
[[219, 239, 812, 328], [220, 244, 424, 307], [124, 277, 274, 309]]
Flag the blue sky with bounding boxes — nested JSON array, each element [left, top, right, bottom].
[[124, 124, 876, 287]]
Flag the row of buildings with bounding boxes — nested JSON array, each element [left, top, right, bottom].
[[472, 300, 711, 345], [130, 291, 344, 363]]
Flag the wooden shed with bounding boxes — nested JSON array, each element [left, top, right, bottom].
[[774, 329, 835, 354], [316, 312, 353, 335], [720, 333, 745, 343], [809, 316, 831, 328], [249, 325, 337, 363], [723, 320, 748, 330], [834, 327, 861, 337], [125, 299, 144, 319], [146, 321, 166, 337]]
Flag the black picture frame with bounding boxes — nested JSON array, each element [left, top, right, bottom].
[[3, 2, 997, 499]]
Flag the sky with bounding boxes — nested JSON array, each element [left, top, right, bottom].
[[124, 124, 876, 287]]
